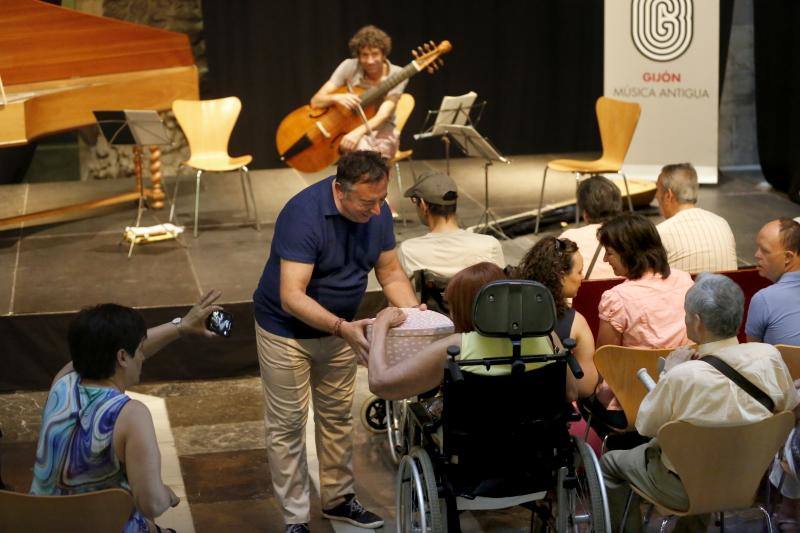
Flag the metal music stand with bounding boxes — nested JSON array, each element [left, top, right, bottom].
[[93, 110, 176, 258], [414, 92, 486, 176], [438, 123, 511, 240]]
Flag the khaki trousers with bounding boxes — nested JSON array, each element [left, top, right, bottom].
[[602, 440, 711, 533], [256, 324, 357, 525]]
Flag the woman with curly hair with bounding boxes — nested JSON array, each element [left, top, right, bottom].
[[514, 236, 599, 399]]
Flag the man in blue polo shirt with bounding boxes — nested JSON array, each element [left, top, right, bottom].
[[253, 151, 420, 532], [746, 218, 800, 346]]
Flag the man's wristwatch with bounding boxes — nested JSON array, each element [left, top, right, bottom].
[[171, 317, 183, 337]]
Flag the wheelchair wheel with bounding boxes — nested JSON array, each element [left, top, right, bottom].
[[556, 439, 611, 533], [386, 399, 407, 463], [361, 395, 387, 434], [396, 446, 442, 532]]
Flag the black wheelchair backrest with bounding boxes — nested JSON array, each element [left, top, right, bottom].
[[472, 280, 557, 338]]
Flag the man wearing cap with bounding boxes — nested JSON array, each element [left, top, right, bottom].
[[397, 171, 505, 278]]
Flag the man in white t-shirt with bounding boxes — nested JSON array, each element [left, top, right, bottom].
[[310, 25, 406, 159], [655, 163, 738, 274], [397, 171, 505, 278]]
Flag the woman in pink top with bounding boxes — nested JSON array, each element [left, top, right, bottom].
[[596, 213, 694, 348]]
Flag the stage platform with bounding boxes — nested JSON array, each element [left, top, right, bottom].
[[1, 154, 797, 390]]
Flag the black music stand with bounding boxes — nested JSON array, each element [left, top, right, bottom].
[[414, 92, 486, 176], [438, 123, 511, 240], [94, 110, 176, 258]]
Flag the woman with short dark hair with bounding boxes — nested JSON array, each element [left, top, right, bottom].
[[31, 291, 222, 533], [595, 213, 693, 348]]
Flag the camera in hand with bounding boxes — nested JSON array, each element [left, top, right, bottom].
[[206, 310, 233, 337]]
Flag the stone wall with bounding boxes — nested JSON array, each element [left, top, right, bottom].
[[719, 0, 758, 169], [75, 0, 204, 182]]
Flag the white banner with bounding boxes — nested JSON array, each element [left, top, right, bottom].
[[604, 0, 719, 184]]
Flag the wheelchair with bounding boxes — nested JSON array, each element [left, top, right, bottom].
[[395, 280, 611, 532], [361, 393, 410, 464]]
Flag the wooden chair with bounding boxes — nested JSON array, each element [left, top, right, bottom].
[[534, 96, 641, 234], [0, 487, 134, 532], [777, 344, 800, 380], [169, 96, 260, 237], [622, 411, 794, 531], [390, 94, 415, 225], [593, 345, 672, 431]]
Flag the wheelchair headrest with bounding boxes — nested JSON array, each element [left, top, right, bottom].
[[472, 280, 557, 338]]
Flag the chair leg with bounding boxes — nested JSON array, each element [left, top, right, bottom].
[[619, 489, 634, 533], [242, 165, 261, 231], [193, 169, 202, 238], [575, 172, 582, 225], [238, 168, 251, 220], [169, 167, 182, 223], [620, 171, 634, 212], [535, 166, 549, 234], [395, 161, 406, 227], [758, 503, 776, 533]]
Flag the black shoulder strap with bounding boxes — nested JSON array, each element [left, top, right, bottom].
[[701, 355, 775, 413], [584, 242, 603, 280]]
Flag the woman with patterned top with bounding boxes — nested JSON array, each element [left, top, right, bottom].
[[31, 290, 222, 533]]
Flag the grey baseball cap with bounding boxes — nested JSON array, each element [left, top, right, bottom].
[[403, 171, 458, 206]]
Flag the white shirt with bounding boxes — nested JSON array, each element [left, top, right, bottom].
[[397, 229, 505, 278], [657, 207, 738, 274], [636, 338, 798, 471], [560, 224, 618, 279]]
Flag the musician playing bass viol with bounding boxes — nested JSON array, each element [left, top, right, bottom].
[[311, 25, 406, 159]]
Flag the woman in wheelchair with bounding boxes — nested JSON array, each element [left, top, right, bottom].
[[370, 263, 611, 532], [367, 262, 591, 401]]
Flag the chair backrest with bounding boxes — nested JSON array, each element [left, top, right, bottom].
[[658, 411, 794, 515], [572, 267, 772, 341], [594, 345, 672, 430], [172, 96, 242, 160], [440, 279, 568, 497], [394, 93, 415, 133], [413, 269, 450, 314], [0, 488, 134, 532], [442, 360, 570, 497], [596, 96, 641, 167], [777, 344, 800, 380]]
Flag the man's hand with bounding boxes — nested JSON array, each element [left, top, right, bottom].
[[332, 92, 361, 112], [663, 345, 697, 373], [339, 129, 365, 152], [375, 307, 407, 330], [340, 318, 372, 365], [180, 289, 223, 338]]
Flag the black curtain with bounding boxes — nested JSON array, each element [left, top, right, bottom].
[[754, 1, 800, 203], [202, 0, 604, 169]]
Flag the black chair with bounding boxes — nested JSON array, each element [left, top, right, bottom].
[[413, 269, 450, 315], [395, 280, 610, 532]]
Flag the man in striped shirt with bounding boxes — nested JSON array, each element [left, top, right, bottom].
[[655, 163, 738, 274]]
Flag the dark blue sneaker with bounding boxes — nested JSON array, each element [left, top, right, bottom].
[[322, 494, 384, 528]]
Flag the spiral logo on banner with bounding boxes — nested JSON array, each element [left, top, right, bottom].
[[631, 0, 693, 62]]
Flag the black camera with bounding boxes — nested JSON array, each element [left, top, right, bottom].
[[206, 310, 233, 338]]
